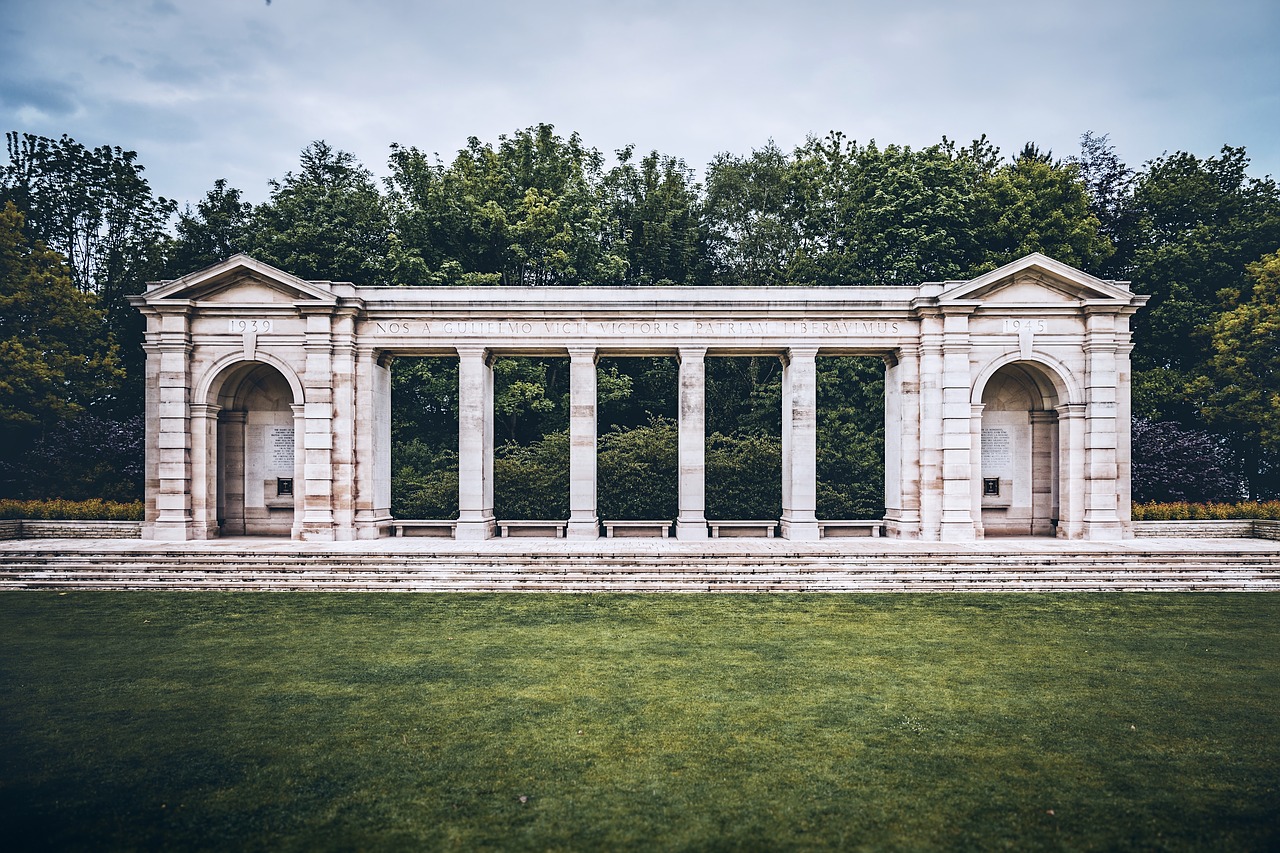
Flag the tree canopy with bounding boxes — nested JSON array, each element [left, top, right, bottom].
[[2, 125, 1279, 504]]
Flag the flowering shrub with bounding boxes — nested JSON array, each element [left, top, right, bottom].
[[1132, 501, 1280, 521], [0, 499, 144, 521]]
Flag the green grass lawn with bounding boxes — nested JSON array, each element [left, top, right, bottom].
[[2, 593, 1278, 851]]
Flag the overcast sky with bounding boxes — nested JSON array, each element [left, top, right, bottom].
[[2, 0, 1278, 208]]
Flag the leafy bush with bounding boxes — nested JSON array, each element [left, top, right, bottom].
[[390, 442, 459, 519], [1132, 501, 1280, 520], [706, 431, 780, 519], [494, 431, 569, 519], [0, 499, 143, 520], [1132, 418, 1246, 503], [598, 418, 677, 520]]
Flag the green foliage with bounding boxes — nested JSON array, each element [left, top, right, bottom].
[[166, 178, 253, 274], [597, 418, 677, 519], [1201, 251, 1280, 454], [390, 441, 458, 519], [1131, 500, 1280, 521], [0, 203, 122, 431], [705, 431, 781, 519], [0, 498, 142, 520], [250, 141, 391, 284], [494, 430, 569, 519]]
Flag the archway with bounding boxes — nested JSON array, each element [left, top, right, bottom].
[[978, 362, 1063, 536], [213, 362, 298, 536]]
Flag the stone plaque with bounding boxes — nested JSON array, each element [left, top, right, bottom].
[[269, 427, 294, 474], [981, 428, 1011, 477]]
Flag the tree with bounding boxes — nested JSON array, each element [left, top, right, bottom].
[[603, 146, 710, 285], [1131, 417, 1245, 503], [1199, 250, 1280, 496], [975, 145, 1113, 273], [1, 132, 175, 410], [168, 178, 253, 274], [386, 125, 628, 286], [0, 202, 123, 495], [250, 141, 391, 284]]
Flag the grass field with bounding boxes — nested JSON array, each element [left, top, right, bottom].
[[2, 593, 1278, 851]]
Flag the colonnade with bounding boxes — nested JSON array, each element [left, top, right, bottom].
[[451, 346, 824, 540]]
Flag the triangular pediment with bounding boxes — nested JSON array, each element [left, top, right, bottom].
[[143, 254, 337, 305], [939, 253, 1134, 304]]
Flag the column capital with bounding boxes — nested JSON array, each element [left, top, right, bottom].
[[566, 345, 598, 363], [677, 346, 707, 363], [782, 345, 819, 365]]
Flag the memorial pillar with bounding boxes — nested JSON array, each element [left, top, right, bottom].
[[884, 346, 922, 538], [1082, 308, 1123, 539], [329, 310, 358, 540], [217, 410, 247, 535], [676, 347, 708, 539], [917, 312, 944, 540], [1030, 410, 1058, 536], [567, 347, 599, 539], [1056, 403, 1086, 539], [781, 346, 820, 540], [299, 311, 336, 540], [1116, 338, 1135, 536], [939, 308, 977, 541], [290, 403, 306, 539], [970, 402, 985, 538], [456, 346, 496, 539], [189, 403, 221, 539], [152, 305, 194, 541], [353, 348, 393, 538]]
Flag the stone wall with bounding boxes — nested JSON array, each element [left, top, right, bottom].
[[0, 520, 143, 540], [1132, 520, 1267, 539]]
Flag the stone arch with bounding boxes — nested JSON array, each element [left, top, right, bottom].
[[208, 361, 300, 536], [973, 359, 1069, 537]]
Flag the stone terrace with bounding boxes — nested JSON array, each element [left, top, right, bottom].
[[3, 537, 1278, 592]]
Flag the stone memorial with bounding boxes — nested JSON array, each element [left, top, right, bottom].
[[130, 252, 1147, 542]]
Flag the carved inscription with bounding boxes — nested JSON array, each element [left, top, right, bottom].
[[373, 319, 903, 336], [270, 427, 294, 474], [981, 427, 1012, 477]]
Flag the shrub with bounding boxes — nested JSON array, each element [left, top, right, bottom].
[[494, 431, 569, 519], [706, 431, 781, 519], [1132, 500, 1280, 520], [598, 418, 677, 520], [0, 498, 143, 521], [1131, 418, 1247, 503]]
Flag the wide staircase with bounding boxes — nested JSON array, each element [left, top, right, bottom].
[[3, 542, 1280, 591]]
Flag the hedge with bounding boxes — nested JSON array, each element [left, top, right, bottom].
[[1131, 501, 1280, 521], [0, 499, 145, 521]]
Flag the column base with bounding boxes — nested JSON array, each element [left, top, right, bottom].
[[676, 518, 708, 540], [151, 520, 194, 541], [779, 517, 820, 541], [455, 518, 497, 540], [567, 519, 599, 540]]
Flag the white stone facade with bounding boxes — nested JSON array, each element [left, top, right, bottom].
[[130, 253, 1147, 542]]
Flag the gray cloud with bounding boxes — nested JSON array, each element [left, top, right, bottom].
[[1, 0, 1277, 207]]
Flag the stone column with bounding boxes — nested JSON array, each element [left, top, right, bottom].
[[1083, 308, 1123, 539], [917, 313, 944, 540], [152, 305, 193, 541], [1030, 410, 1058, 536], [781, 346, 820, 540], [1116, 339, 1135, 535], [676, 347, 708, 539], [970, 402, 985, 538], [353, 348, 393, 539], [189, 404, 221, 539], [456, 346, 496, 539], [939, 308, 977, 541], [884, 346, 922, 538], [1056, 403, 1086, 539], [567, 347, 599, 539], [299, 311, 336, 540], [329, 310, 358, 540], [218, 410, 247, 535], [290, 403, 306, 539]]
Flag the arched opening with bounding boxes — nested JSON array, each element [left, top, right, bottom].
[[214, 362, 297, 536], [979, 362, 1062, 537]]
